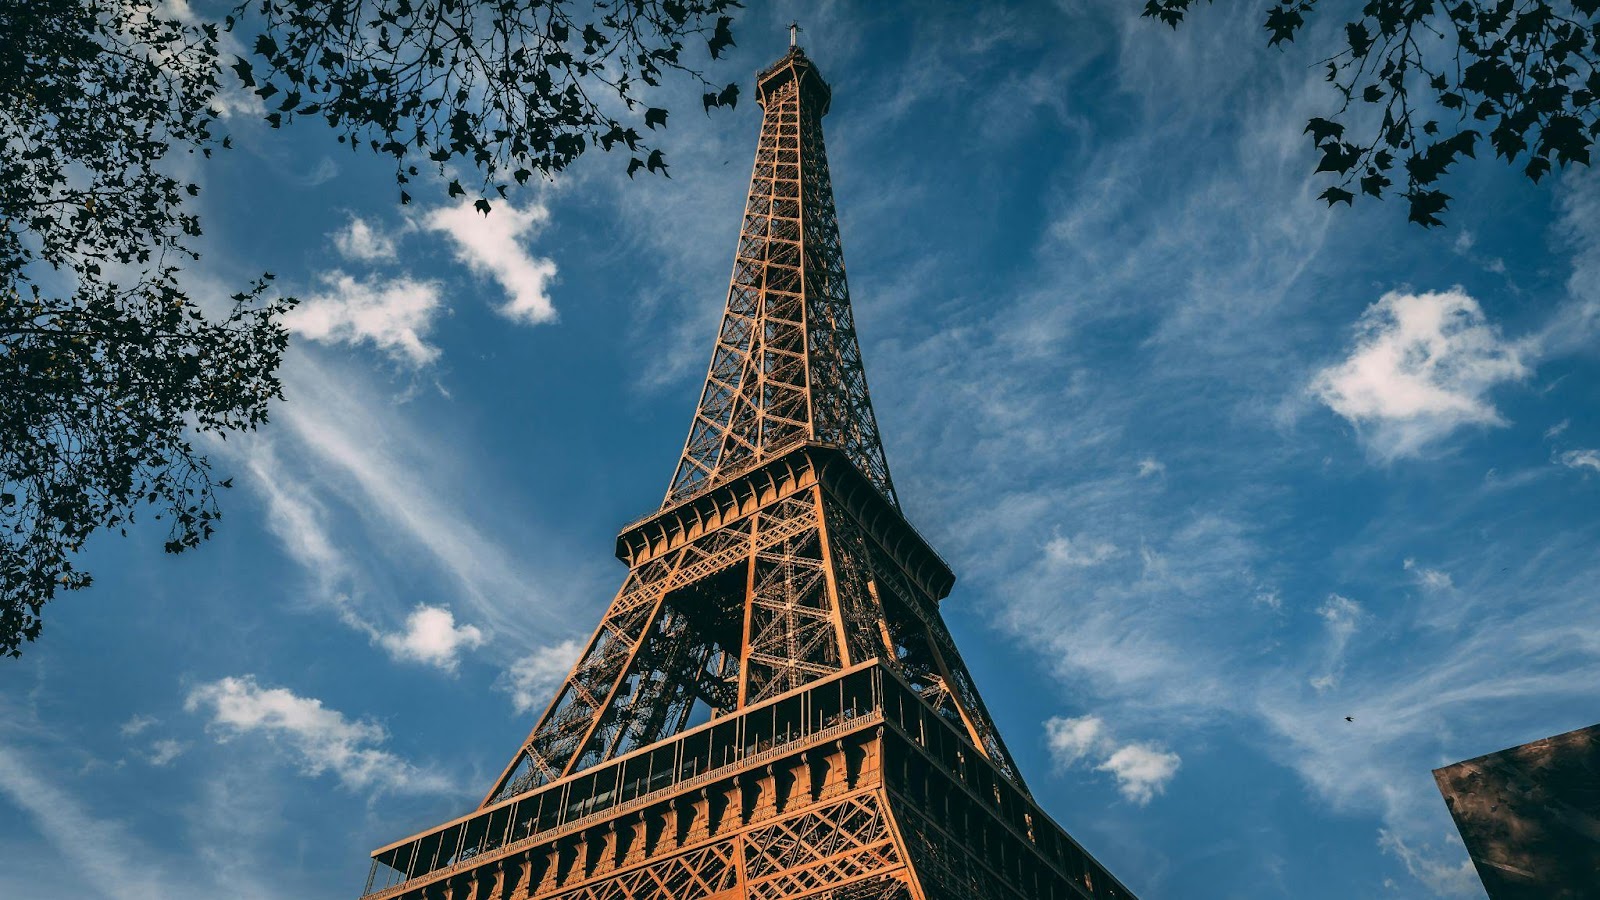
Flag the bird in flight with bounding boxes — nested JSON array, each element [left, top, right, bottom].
[[1345, 716, 1355, 723]]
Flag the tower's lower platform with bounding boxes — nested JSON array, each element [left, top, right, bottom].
[[361, 662, 1136, 900]]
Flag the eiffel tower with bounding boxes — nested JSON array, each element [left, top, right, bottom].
[[360, 39, 1138, 900]]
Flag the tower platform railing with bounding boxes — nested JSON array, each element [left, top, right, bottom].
[[360, 659, 1132, 900]]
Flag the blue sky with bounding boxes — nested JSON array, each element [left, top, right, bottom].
[[5, 1, 1600, 897]]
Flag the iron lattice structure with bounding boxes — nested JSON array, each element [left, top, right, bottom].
[[360, 45, 1138, 900]]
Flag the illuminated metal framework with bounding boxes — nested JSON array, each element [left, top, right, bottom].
[[359, 45, 1138, 900]]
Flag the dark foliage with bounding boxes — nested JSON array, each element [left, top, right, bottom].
[[1143, 0, 1600, 226], [1, 0, 293, 657], [231, 0, 743, 206], [0, 0, 740, 656]]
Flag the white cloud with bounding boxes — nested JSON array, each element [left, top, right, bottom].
[[1546, 168, 1600, 351], [1404, 559, 1454, 591], [1545, 419, 1570, 439], [1044, 714, 1108, 767], [500, 639, 585, 714], [1311, 594, 1363, 692], [1042, 534, 1119, 569], [146, 739, 187, 767], [332, 215, 399, 262], [1135, 457, 1165, 478], [238, 440, 345, 584], [1312, 289, 1530, 460], [284, 272, 444, 367], [185, 676, 451, 794], [426, 200, 559, 325], [379, 604, 485, 673], [1044, 714, 1180, 805], [1379, 830, 1481, 898], [1097, 743, 1182, 805], [119, 714, 158, 738], [1556, 448, 1600, 473], [221, 433, 383, 642]]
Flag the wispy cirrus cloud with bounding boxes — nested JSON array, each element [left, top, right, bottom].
[[145, 739, 187, 767], [119, 714, 158, 738], [210, 398, 527, 681], [1042, 533, 1120, 569], [225, 431, 375, 639], [1135, 457, 1165, 478], [0, 744, 184, 900], [273, 359, 553, 641], [1379, 830, 1480, 897], [1404, 558, 1454, 591], [1556, 448, 1600, 473], [223, 350, 579, 652], [1309, 594, 1363, 692]]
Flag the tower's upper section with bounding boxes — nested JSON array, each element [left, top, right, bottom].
[[756, 45, 831, 115], [663, 46, 898, 510]]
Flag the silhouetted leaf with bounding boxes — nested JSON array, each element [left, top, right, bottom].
[[1316, 142, 1360, 174], [1264, 7, 1303, 44], [708, 15, 735, 59], [1145, 0, 1600, 227], [1305, 117, 1344, 143], [1542, 114, 1591, 165], [1407, 189, 1451, 227], [1346, 22, 1371, 56], [1320, 186, 1355, 206]]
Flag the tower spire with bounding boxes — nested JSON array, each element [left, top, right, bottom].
[[789, 20, 800, 48], [662, 45, 896, 510]]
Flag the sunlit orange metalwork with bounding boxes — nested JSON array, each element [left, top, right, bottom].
[[359, 45, 1138, 900]]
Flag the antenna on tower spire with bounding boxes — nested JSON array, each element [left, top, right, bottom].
[[788, 21, 801, 48]]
